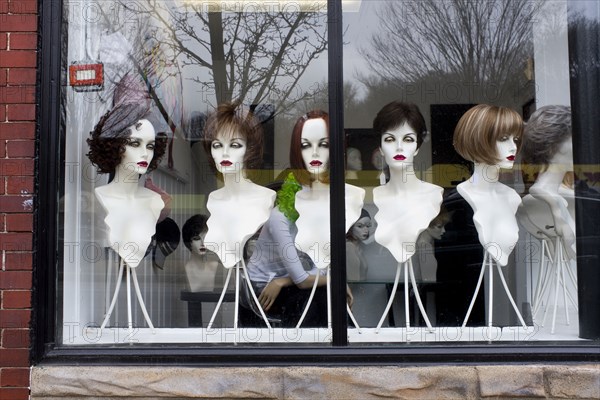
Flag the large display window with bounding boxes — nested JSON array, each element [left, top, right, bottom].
[[52, 0, 600, 348]]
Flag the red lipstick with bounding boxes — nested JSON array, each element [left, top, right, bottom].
[[137, 161, 148, 168], [310, 160, 323, 167], [220, 160, 233, 167], [507, 155, 515, 161], [393, 155, 406, 161]]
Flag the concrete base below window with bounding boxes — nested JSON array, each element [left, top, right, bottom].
[[31, 364, 599, 399]]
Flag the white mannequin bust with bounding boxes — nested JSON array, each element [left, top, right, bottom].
[[519, 105, 576, 259], [293, 117, 365, 269], [373, 122, 443, 263], [345, 147, 362, 179], [457, 164, 521, 266], [94, 119, 165, 268], [527, 139, 576, 259], [204, 110, 275, 268], [184, 240, 220, 292], [453, 105, 524, 267], [414, 219, 447, 282], [182, 214, 221, 291]]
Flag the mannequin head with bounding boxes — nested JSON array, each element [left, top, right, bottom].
[[347, 209, 371, 243], [453, 104, 523, 166], [290, 110, 330, 186], [182, 214, 209, 256], [346, 147, 362, 171], [87, 103, 167, 174], [521, 105, 572, 171], [203, 102, 263, 172], [373, 101, 427, 150], [426, 210, 452, 241]]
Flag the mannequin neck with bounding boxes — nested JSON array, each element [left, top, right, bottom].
[[387, 165, 421, 191], [221, 171, 253, 193], [309, 176, 329, 192], [189, 251, 212, 264], [532, 167, 566, 192], [110, 166, 142, 197], [468, 163, 501, 188], [417, 230, 434, 246]]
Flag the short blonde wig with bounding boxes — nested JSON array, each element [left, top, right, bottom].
[[453, 104, 524, 165]]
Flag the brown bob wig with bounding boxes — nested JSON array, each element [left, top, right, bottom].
[[87, 103, 168, 174], [202, 102, 264, 171], [289, 110, 329, 186], [373, 101, 427, 149], [453, 104, 524, 165]]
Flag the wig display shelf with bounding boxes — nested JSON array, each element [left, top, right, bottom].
[[181, 290, 235, 328], [348, 326, 541, 343], [73, 327, 332, 344], [348, 279, 447, 328]]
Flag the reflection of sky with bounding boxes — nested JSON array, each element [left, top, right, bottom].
[[177, 9, 330, 114], [569, 0, 599, 21], [343, 1, 380, 99]]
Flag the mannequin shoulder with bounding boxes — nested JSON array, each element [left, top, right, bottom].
[[252, 184, 277, 200], [498, 183, 521, 204], [418, 181, 444, 198], [345, 183, 366, 196]]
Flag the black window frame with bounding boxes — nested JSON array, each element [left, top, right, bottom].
[[32, 0, 600, 365]]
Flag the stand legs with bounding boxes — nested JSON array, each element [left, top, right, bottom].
[[535, 237, 578, 334], [100, 259, 154, 333], [100, 259, 125, 331], [462, 252, 527, 329], [207, 268, 232, 329], [296, 270, 320, 329], [377, 259, 433, 333], [207, 261, 273, 332]]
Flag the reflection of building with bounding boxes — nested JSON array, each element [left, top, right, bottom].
[[2, 1, 599, 399]]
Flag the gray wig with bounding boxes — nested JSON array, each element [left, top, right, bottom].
[[521, 105, 572, 170]]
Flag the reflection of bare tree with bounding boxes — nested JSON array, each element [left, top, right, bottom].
[[362, 0, 540, 88], [128, 1, 327, 111]]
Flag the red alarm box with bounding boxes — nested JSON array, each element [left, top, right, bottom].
[[69, 62, 104, 92]]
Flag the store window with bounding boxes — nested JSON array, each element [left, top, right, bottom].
[[54, 0, 599, 348], [342, 0, 599, 343]]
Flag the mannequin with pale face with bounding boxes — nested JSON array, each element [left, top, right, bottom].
[[292, 112, 365, 270], [453, 104, 527, 329], [372, 102, 443, 263], [203, 103, 276, 269], [346, 147, 362, 179], [202, 103, 276, 332], [88, 105, 167, 268], [414, 212, 451, 282], [371, 101, 442, 332], [182, 214, 221, 292], [520, 105, 576, 259], [346, 210, 371, 281], [87, 102, 168, 332], [453, 104, 523, 267]]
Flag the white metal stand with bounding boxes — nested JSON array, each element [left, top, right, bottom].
[[375, 258, 434, 333], [296, 266, 362, 333], [207, 258, 272, 334], [100, 258, 155, 333], [462, 252, 527, 329], [531, 238, 554, 312], [534, 237, 578, 334]]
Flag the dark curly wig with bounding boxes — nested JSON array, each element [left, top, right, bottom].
[[87, 103, 168, 174], [202, 102, 264, 171]]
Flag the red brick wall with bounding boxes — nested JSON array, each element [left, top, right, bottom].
[[0, 1, 37, 399]]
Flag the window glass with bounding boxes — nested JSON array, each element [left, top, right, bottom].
[[343, 0, 591, 343], [61, 0, 331, 344]]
